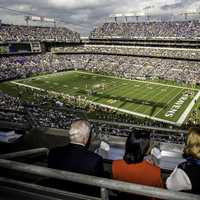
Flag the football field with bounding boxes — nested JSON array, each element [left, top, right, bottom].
[[10, 71, 200, 126]]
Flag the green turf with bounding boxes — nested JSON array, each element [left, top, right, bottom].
[[7, 70, 199, 125]]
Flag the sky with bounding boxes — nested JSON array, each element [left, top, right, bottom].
[[0, 0, 200, 36]]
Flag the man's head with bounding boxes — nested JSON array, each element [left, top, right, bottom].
[[69, 120, 91, 146]]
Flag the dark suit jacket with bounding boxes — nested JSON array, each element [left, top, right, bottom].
[[45, 143, 104, 196], [48, 143, 104, 177]]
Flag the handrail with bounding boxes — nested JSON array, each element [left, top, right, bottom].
[[0, 159, 199, 200], [0, 148, 49, 159], [0, 177, 100, 200]]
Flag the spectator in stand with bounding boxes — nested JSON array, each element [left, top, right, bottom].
[[0, 23, 80, 43], [39, 120, 104, 196], [166, 127, 200, 194], [90, 21, 200, 39], [48, 119, 104, 177], [112, 131, 163, 199]]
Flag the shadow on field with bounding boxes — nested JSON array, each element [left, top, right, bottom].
[[92, 93, 166, 116]]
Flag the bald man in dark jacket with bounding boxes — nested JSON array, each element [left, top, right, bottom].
[[46, 120, 104, 196]]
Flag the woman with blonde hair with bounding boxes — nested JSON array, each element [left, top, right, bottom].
[[166, 127, 200, 194]]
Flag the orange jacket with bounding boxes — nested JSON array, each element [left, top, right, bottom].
[[112, 159, 163, 200], [112, 159, 163, 187]]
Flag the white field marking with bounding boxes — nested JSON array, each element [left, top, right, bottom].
[[10, 80, 179, 126], [103, 78, 161, 104], [86, 99, 179, 126], [76, 71, 198, 91], [92, 80, 129, 101], [103, 83, 148, 109], [131, 84, 165, 112], [109, 84, 147, 107], [94, 77, 145, 102], [10, 81, 45, 91], [17, 70, 198, 91], [138, 86, 176, 115], [101, 80, 129, 94], [17, 71, 75, 82], [153, 88, 184, 118], [108, 81, 146, 101], [177, 90, 200, 126]]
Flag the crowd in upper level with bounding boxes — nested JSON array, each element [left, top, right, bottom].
[[0, 24, 80, 42], [90, 21, 200, 39], [58, 45, 200, 60]]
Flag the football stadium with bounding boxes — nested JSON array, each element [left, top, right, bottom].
[[8, 70, 200, 125], [0, 1, 200, 200]]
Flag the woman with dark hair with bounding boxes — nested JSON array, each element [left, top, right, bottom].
[[166, 127, 200, 194], [112, 131, 163, 191]]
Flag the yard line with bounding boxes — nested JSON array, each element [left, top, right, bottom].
[[10, 81, 45, 91], [153, 88, 184, 118], [111, 83, 149, 107], [92, 80, 130, 101], [131, 84, 165, 112], [141, 87, 178, 115], [94, 85, 143, 107], [18, 70, 198, 91], [95, 80, 147, 104], [108, 82, 146, 99], [12, 71, 200, 126], [10, 80, 181, 126], [78, 71, 198, 91]]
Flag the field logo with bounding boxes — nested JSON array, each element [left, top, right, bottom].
[[165, 93, 189, 118]]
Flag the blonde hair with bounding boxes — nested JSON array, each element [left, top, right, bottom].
[[184, 127, 200, 160]]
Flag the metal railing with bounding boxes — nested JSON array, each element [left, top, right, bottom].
[[0, 177, 99, 200], [0, 158, 199, 200], [0, 148, 49, 159]]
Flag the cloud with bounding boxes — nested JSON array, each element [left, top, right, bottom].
[[0, 0, 199, 36], [48, 0, 114, 9]]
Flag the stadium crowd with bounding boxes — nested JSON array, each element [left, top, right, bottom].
[[1, 53, 200, 84], [90, 21, 200, 39], [0, 24, 80, 42], [56, 54, 200, 84], [0, 91, 163, 129], [0, 89, 199, 195], [0, 54, 53, 80], [0, 18, 200, 200], [0, 52, 199, 129], [0, 89, 195, 139], [56, 45, 200, 60]]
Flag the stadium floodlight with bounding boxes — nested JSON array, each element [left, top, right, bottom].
[[43, 17, 55, 23], [115, 13, 124, 17], [31, 16, 41, 21]]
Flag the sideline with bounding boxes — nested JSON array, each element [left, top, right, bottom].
[[177, 91, 200, 125], [77, 71, 198, 91], [11, 81, 180, 126]]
